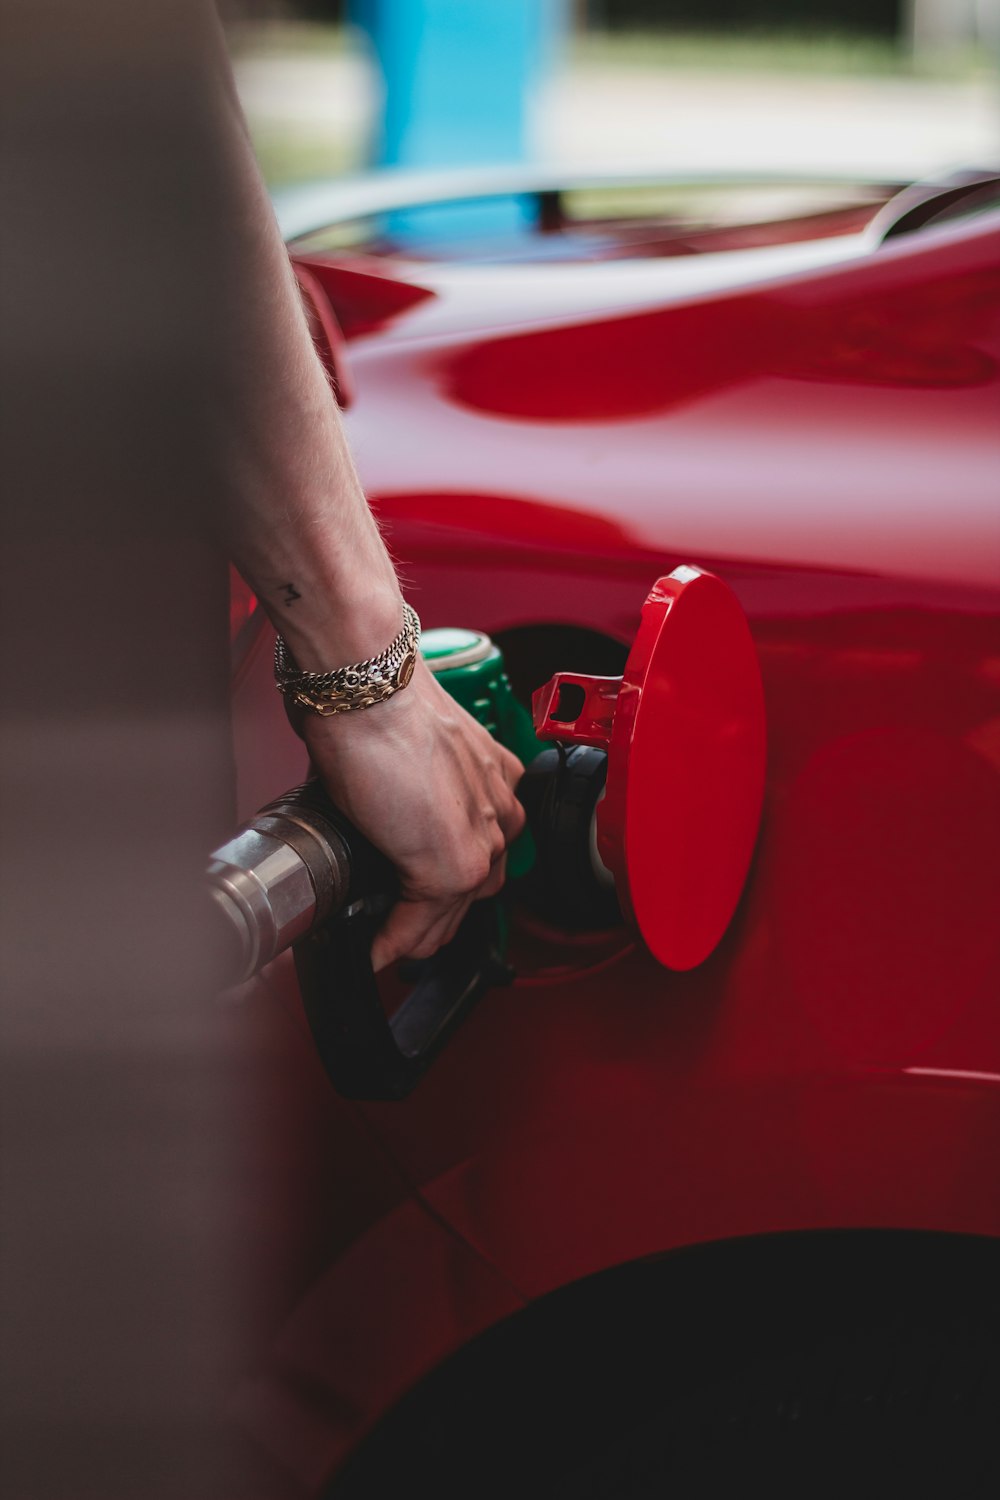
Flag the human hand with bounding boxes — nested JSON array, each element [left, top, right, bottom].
[[302, 656, 526, 972]]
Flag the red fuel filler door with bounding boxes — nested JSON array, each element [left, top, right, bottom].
[[532, 566, 766, 970]]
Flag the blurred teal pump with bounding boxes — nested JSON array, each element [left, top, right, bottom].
[[420, 628, 542, 878], [349, 0, 569, 170]]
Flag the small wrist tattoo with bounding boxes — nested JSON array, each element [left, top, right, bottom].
[[277, 582, 302, 606]]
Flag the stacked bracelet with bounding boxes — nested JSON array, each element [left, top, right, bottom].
[[274, 602, 421, 716]]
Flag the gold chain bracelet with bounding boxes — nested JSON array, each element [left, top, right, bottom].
[[274, 603, 421, 716]]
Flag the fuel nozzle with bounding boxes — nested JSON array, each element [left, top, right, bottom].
[[417, 628, 619, 925], [516, 745, 619, 931], [207, 627, 543, 988], [206, 568, 766, 1097], [206, 782, 355, 986]]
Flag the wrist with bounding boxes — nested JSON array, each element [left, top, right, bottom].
[[231, 485, 404, 669], [272, 584, 407, 673], [275, 600, 420, 719]]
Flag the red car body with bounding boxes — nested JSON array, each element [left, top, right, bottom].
[[228, 172, 1000, 1491]]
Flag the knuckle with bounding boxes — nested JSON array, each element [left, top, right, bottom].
[[409, 934, 440, 960], [429, 850, 489, 899], [500, 749, 525, 783], [372, 935, 400, 972], [465, 853, 493, 890]]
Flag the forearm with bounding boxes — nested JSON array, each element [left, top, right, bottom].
[[203, 17, 525, 970], [210, 41, 402, 667]]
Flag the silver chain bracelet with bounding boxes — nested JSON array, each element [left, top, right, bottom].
[[274, 603, 421, 716]]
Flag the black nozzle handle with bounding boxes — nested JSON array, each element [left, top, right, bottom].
[[207, 780, 511, 1100]]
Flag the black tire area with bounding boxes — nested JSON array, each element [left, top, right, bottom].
[[330, 1231, 1000, 1499]]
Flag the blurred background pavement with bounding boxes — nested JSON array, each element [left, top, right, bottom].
[[231, 4, 1000, 188]]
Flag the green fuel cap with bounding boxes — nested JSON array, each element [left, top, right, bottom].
[[420, 627, 493, 669], [420, 627, 541, 876]]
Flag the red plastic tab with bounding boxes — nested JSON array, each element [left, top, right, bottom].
[[532, 672, 622, 749]]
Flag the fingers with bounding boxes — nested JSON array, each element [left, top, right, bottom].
[[497, 747, 528, 815], [491, 756, 527, 843], [476, 848, 508, 901], [371, 895, 469, 974], [495, 781, 526, 845], [314, 663, 530, 975], [371, 844, 508, 973], [497, 741, 526, 788]]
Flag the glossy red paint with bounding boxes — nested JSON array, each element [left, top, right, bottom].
[[294, 255, 435, 340], [330, 213, 1000, 591], [294, 264, 357, 409], [229, 193, 1000, 1488]]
